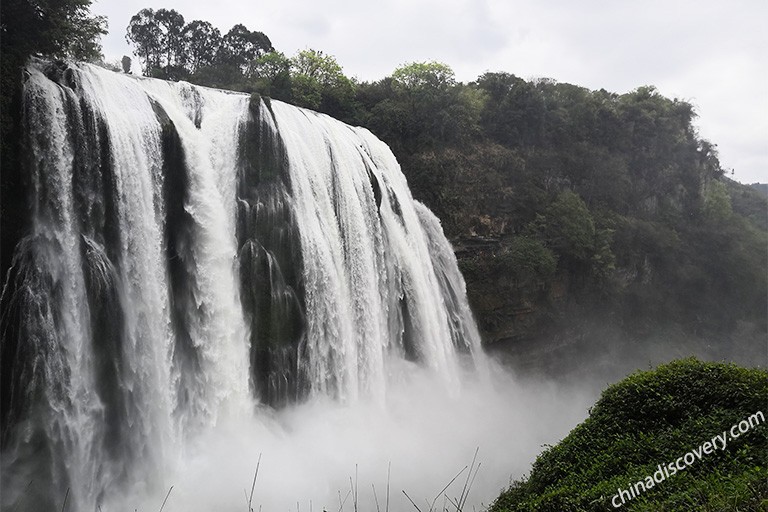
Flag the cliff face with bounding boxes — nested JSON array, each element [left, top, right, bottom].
[[369, 79, 768, 371], [452, 236, 551, 345], [453, 224, 766, 380], [420, 148, 768, 373]]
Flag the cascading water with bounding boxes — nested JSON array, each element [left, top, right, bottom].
[[0, 61, 486, 511]]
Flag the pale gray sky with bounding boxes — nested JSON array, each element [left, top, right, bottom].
[[92, 0, 767, 184]]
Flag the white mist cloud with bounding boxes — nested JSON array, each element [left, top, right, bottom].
[[108, 360, 597, 512]]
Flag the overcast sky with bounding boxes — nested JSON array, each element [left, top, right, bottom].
[[92, 0, 766, 184]]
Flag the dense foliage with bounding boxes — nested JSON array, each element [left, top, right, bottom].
[[354, 71, 765, 350], [123, 9, 353, 117], [0, 0, 106, 144], [125, 8, 274, 82], [0, 0, 107, 279], [490, 359, 768, 511]]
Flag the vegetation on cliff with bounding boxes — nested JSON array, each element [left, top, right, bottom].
[[350, 72, 766, 353], [0, 0, 107, 282], [489, 359, 768, 511], [123, 10, 767, 355]]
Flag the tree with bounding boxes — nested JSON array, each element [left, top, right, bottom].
[[182, 20, 221, 73], [2, 0, 107, 62], [56, 6, 107, 60], [125, 10, 279, 89], [391, 61, 455, 91], [289, 49, 355, 117], [126, 8, 162, 74], [126, 8, 188, 78], [703, 180, 733, 222], [475, 72, 545, 147], [219, 24, 274, 72], [501, 236, 557, 293], [369, 61, 479, 149], [249, 51, 292, 100], [154, 8, 186, 71], [535, 190, 596, 266]]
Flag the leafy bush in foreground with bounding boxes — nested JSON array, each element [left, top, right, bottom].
[[490, 358, 768, 511]]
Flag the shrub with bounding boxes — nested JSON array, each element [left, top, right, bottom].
[[490, 359, 768, 511]]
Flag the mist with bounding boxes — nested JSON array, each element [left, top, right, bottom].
[[103, 357, 596, 512]]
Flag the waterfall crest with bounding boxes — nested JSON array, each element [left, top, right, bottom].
[[0, 60, 483, 510]]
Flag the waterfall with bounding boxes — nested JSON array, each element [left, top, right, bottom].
[[0, 60, 484, 510]]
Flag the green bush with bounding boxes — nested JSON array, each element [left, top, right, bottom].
[[490, 359, 768, 511], [498, 236, 557, 292]]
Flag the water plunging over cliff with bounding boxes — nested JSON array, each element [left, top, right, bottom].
[[0, 61, 486, 510]]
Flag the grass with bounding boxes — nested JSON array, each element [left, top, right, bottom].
[[239, 452, 482, 512]]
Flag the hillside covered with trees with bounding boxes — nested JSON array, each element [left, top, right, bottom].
[[3, 4, 766, 369]]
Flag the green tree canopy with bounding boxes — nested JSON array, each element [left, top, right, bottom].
[[491, 359, 768, 512], [182, 20, 221, 73], [154, 8, 186, 70], [391, 61, 456, 91], [535, 190, 596, 266], [289, 49, 356, 117], [219, 24, 274, 72], [126, 8, 162, 74], [249, 51, 292, 99], [126, 10, 274, 81], [2, 0, 107, 62], [363, 61, 482, 151]]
